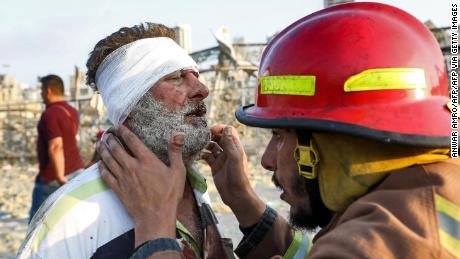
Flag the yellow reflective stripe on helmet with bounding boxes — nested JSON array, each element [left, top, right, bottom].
[[435, 194, 460, 257], [260, 75, 316, 96], [344, 68, 426, 92]]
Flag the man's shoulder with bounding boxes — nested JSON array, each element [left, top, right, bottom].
[[44, 102, 76, 116], [312, 187, 439, 258], [18, 164, 134, 258], [61, 102, 79, 115], [367, 159, 460, 192], [42, 103, 64, 119], [311, 162, 458, 258], [421, 158, 460, 174], [35, 163, 130, 224]]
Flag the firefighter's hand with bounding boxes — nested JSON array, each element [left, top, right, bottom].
[[98, 125, 186, 247], [201, 124, 265, 227]]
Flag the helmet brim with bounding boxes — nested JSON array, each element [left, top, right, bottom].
[[236, 97, 451, 148]]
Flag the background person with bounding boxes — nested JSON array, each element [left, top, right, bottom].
[[29, 74, 84, 223]]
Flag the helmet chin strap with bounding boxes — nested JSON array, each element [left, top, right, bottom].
[[294, 132, 320, 179]]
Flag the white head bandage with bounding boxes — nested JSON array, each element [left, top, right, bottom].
[[95, 37, 198, 127]]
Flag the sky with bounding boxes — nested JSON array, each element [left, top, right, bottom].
[[0, 0, 453, 87]]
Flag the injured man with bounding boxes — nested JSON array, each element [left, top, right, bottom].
[[18, 22, 234, 259]]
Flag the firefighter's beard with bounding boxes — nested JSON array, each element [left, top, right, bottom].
[[128, 94, 211, 166], [272, 174, 332, 231]]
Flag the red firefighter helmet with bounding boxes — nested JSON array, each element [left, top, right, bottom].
[[236, 2, 450, 147]]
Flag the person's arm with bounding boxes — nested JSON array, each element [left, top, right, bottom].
[[98, 125, 185, 258], [202, 125, 296, 257], [48, 137, 67, 185]]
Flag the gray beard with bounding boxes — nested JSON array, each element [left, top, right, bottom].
[[128, 94, 210, 166]]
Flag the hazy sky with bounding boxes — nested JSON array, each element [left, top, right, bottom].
[[0, 0, 453, 87]]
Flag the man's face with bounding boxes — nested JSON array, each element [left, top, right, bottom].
[[150, 69, 208, 124], [127, 69, 210, 165], [261, 129, 331, 230]]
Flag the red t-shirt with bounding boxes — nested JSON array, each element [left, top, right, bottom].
[[36, 101, 84, 184]]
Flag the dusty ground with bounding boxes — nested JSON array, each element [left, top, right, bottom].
[[0, 161, 289, 258], [0, 164, 35, 259]]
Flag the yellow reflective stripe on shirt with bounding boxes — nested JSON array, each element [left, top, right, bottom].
[[344, 68, 426, 92], [176, 220, 202, 258], [435, 194, 460, 257], [187, 166, 207, 193], [284, 230, 311, 259], [31, 177, 109, 252], [260, 76, 316, 96], [284, 231, 302, 259]]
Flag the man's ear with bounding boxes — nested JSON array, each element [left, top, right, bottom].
[[47, 87, 53, 96]]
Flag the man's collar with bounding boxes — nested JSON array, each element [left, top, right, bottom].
[[187, 164, 207, 193]]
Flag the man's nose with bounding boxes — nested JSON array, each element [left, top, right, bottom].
[[185, 73, 209, 100], [261, 139, 277, 172]]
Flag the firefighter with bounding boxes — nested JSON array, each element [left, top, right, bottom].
[[98, 2, 459, 258]]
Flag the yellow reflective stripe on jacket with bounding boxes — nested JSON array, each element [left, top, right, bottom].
[[31, 177, 109, 252], [260, 76, 316, 96], [344, 68, 426, 92], [435, 194, 460, 257], [284, 231, 312, 259]]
